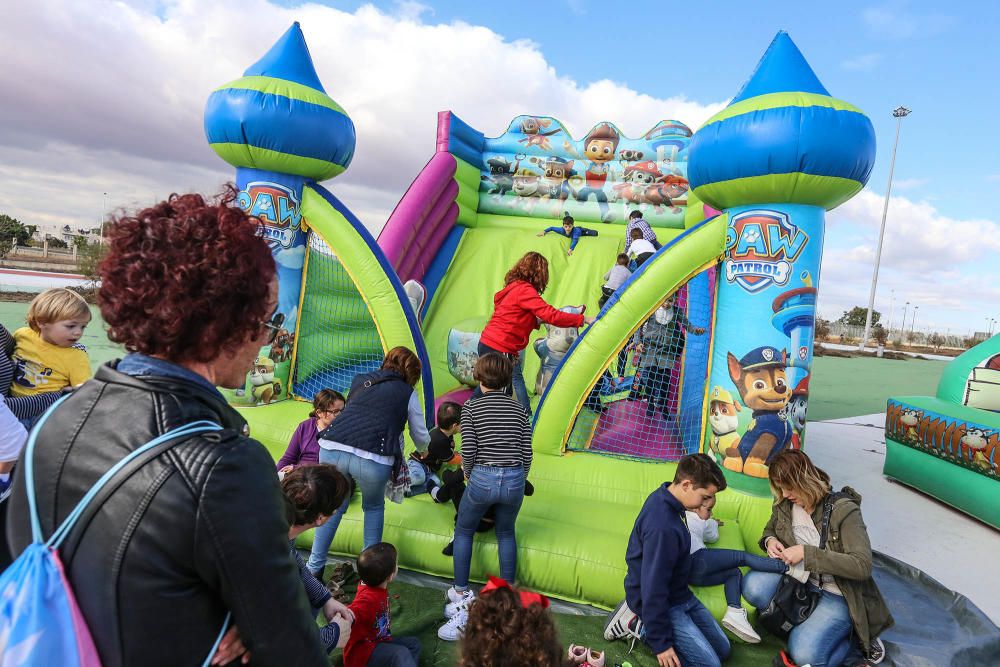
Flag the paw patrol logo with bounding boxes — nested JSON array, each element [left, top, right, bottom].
[[238, 182, 303, 249], [724, 210, 809, 293]]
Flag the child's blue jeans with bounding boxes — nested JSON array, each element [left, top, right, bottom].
[[689, 547, 787, 608]]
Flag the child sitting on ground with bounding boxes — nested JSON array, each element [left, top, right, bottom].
[[600, 253, 631, 308], [537, 213, 599, 256], [345, 542, 421, 667], [406, 401, 462, 501], [281, 465, 355, 654], [460, 576, 567, 667], [687, 496, 804, 644], [277, 389, 346, 478], [627, 228, 657, 268], [10, 288, 92, 398]]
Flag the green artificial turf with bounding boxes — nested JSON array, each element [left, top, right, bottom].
[[808, 355, 947, 421], [318, 574, 785, 667]]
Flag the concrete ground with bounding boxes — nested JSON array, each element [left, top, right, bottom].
[[805, 413, 1000, 623]]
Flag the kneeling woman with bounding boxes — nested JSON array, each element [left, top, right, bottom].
[[742, 450, 893, 667]]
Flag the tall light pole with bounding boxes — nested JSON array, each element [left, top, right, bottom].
[[860, 106, 911, 351], [910, 305, 919, 338], [100, 192, 108, 244], [900, 301, 909, 337], [887, 289, 895, 337]]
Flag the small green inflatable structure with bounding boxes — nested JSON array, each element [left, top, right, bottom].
[[885, 334, 1000, 529]]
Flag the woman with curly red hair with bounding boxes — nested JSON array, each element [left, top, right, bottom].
[[6, 190, 329, 666], [477, 251, 594, 411]]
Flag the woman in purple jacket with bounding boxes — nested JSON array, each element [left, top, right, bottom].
[[277, 389, 346, 476]]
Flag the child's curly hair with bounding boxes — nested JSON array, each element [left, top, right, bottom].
[[459, 585, 567, 667]]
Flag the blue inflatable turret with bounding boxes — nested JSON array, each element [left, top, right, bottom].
[[693, 32, 875, 492], [203, 23, 356, 406]]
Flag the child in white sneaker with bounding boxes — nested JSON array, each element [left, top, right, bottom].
[[687, 497, 806, 643]]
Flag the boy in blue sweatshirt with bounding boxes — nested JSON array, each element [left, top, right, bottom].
[[537, 213, 598, 256], [604, 453, 730, 667]]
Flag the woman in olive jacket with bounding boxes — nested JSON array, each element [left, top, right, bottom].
[[742, 450, 893, 667]]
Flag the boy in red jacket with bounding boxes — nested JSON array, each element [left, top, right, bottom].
[[344, 543, 420, 667]]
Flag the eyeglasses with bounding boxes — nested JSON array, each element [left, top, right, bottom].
[[259, 313, 283, 345]]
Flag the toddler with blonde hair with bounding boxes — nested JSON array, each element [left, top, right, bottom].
[[11, 288, 92, 397]]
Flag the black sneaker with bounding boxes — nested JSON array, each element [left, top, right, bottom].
[[442, 541, 454, 557]]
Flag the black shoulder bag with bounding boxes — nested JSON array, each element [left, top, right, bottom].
[[757, 492, 845, 640]]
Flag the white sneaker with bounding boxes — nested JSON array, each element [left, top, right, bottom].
[[787, 561, 811, 584], [445, 587, 476, 619], [721, 606, 761, 644], [437, 607, 468, 641]]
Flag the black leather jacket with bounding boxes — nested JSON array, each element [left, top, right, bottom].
[[6, 363, 328, 667]]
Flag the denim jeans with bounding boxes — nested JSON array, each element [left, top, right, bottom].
[[472, 342, 530, 412], [642, 364, 673, 416], [453, 465, 525, 588], [667, 596, 731, 667], [368, 636, 421, 667], [742, 571, 854, 667], [404, 459, 441, 497], [306, 448, 392, 573], [689, 547, 788, 608]]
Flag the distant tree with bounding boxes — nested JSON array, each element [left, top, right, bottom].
[[928, 332, 944, 351], [839, 306, 881, 327], [0, 213, 26, 257], [814, 317, 831, 341], [77, 241, 107, 284], [72, 235, 89, 250], [872, 324, 888, 346]]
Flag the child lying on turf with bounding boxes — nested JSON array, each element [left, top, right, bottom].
[[282, 465, 355, 654], [345, 542, 421, 667], [686, 496, 806, 644]]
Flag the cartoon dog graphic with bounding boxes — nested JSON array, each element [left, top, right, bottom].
[[481, 155, 522, 197], [708, 385, 742, 460], [784, 376, 809, 449], [268, 328, 293, 363], [517, 117, 562, 150], [722, 346, 793, 478], [249, 356, 282, 405]]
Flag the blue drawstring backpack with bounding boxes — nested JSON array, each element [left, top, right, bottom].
[[0, 399, 231, 667]]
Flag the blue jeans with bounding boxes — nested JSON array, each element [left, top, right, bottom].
[[667, 596, 731, 667], [306, 448, 392, 573], [453, 465, 525, 588], [689, 548, 788, 608], [404, 459, 441, 497], [473, 342, 530, 412], [743, 572, 854, 667], [368, 636, 421, 666]]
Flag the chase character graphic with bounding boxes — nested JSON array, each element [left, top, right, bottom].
[[707, 385, 742, 460], [538, 157, 575, 214], [481, 155, 522, 197], [574, 123, 620, 222], [723, 346, 793, 478], [249, 356, 282, 405]]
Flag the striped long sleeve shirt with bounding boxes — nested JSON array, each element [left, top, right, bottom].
[[461, 391, 533, 478], [0, 324, 60, 420]]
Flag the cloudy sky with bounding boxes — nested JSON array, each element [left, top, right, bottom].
[[1, 0, 997, 336]]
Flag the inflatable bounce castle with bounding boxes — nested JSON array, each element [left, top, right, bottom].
[[204, 25, 875, 611], [884, 334, 1000, 528]]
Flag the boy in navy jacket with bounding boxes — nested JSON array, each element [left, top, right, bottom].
[[604, 454, 730, 667]]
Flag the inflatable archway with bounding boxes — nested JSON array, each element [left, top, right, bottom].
[[206, 28, 875, 610]]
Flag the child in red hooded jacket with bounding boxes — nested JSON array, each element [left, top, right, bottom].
[[476, 251, 594, 411]]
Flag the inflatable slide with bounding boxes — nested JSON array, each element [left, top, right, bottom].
[[205, 28, 876, 611]]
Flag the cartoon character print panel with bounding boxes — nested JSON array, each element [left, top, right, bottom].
[[886, 399, 1000, 478], [479, 116, 692, 227], [706, 204, 823, 494]]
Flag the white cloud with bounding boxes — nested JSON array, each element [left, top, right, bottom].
[[986, 174, 1000, 183], [841, 53, 882, 71], [862, 3, 957, 40], [0, 0, 726, 239]]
